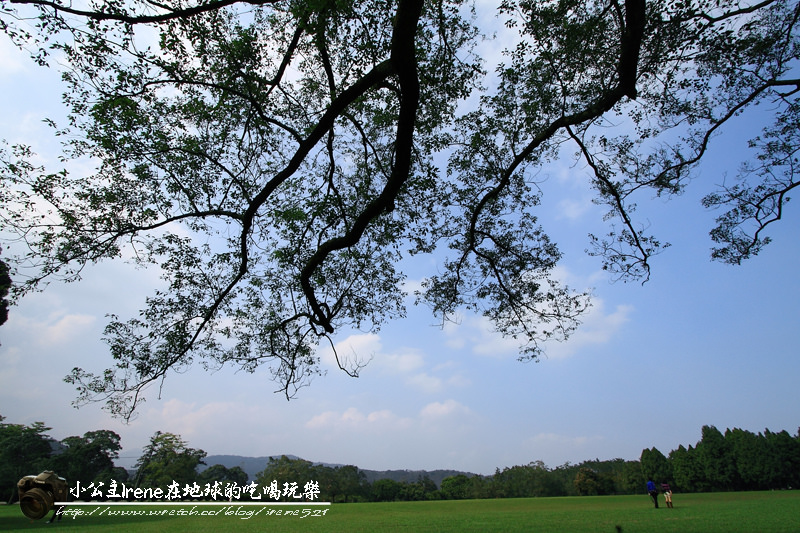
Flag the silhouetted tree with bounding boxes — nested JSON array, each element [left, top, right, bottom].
[[1, 0, 796, 417]]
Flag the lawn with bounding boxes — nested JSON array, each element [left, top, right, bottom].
[[1, 491, 798, 532]]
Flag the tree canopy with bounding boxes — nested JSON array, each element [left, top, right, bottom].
[[50, 429, 124, 486], [134, 431, 207, 488], [197, 463, 248, 486], [0, 415, 53, 503], [1, 0, 797, 418], [0, 414, 129, 503]]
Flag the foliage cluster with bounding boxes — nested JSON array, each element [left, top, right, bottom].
[[0, 249, 9, 328], [134, 431, 207, 489], [641, 424, 800, 492], [0, 414, 126, 504]]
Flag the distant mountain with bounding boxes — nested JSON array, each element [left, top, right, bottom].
[[359, 469, 480, 487], [200, 455, 478, 487], [199, 455, 301, 482]]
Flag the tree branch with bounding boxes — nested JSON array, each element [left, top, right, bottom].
[[9, 0, 282, 24], [297, 0, 424, 333], [567, 125, 652, 281], [465, 0, 645, 261]]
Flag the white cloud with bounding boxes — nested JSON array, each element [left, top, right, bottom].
[[0, 38, 28, 75], [470, 315, 531, 357], [364, 409, 396, 424], [542, 299, 633, 359], [420, 399, 471, 419], [305, 407, 411, 431], [140, 399, 257, 440], [320, 332, 428, 377], [447, 374, 472, 387], [442, 319, 466, 349], [3, 307, 98, 351], [305, 401, 474, 433], [458, 295, 633, 360], [323, 331, 466, 393], [556, 197, 594, 221], [340, 407, 366, 424], [41, 313, 97, 345], [441, 314, 527, 358], [407, 372, 443, 393], [304, 411, 339, 429], [0, 346, 24, 393], [401, 277, 425, 297], [319, 333, 381, 370], [376, 349, 426, 375], [440, 267, 632, 360]]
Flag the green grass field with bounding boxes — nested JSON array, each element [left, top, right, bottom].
[[1, 491, 799, 532]]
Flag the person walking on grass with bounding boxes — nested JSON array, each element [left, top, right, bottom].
[[661, 483, 673, 508], [646, 479, 659, 508]]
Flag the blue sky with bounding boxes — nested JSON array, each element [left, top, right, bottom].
[[1, 4, 799, 477]]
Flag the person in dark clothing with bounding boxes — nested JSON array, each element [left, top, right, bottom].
[[646, 479, 659, 508]]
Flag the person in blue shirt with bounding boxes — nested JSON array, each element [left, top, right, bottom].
[[646, 479, 659, 508]]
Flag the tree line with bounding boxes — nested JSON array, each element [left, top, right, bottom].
[[449, 425, 800, 500], [641, 425, 800, 493], [2, 415, 798, 503]]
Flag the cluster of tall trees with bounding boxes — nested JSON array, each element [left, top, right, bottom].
[[2, 416, 798, 504], [134, 431, 209, 490], [0, 414, 127, 503], [641, 425, 800, 493]]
